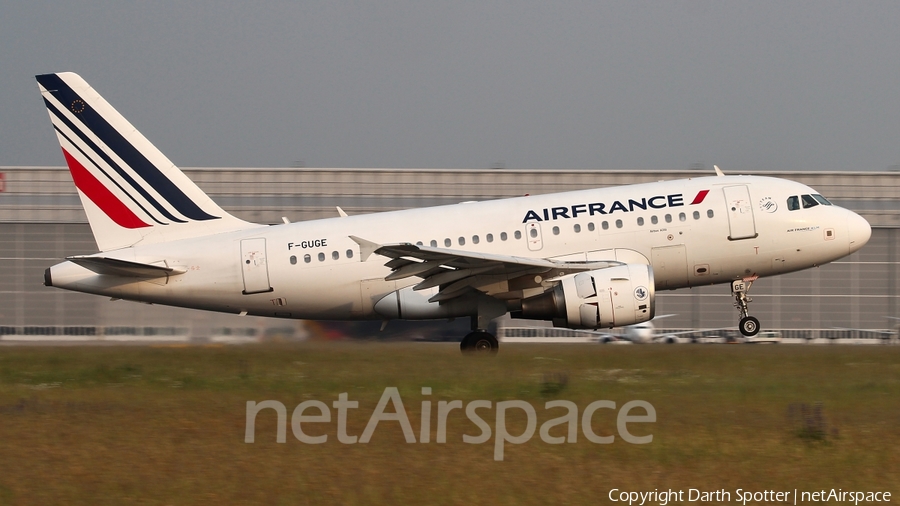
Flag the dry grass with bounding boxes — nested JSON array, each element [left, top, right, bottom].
[[0, 342, 898, 505]]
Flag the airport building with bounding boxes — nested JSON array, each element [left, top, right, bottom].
[[1, 166, 897, 339]]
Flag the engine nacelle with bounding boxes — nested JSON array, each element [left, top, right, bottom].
[[520, 264, 655, 329]]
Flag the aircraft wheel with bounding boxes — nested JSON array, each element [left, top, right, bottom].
[[739, 316, 761, 337], [460, 331, 499, 354]]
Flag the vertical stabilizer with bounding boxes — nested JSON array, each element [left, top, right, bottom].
[[36, 72, 260, 251]]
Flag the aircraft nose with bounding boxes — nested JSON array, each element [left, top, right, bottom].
[[847, 211, 871, 254]]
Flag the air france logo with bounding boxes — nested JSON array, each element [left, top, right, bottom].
[[522, 190, 710, 223]]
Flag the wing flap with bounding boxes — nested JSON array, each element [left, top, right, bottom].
[[370, 240, 622, 302], [385, 259, 447, 280]]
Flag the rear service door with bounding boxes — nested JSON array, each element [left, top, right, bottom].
[[240, 238, 273, 294]]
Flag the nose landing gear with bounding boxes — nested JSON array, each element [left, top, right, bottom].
[[732, 277, 761, 337]]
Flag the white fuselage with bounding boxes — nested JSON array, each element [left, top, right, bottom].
[[47, 175, 870, 322]]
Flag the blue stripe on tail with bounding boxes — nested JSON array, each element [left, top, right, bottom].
[[44, 98, 171, 225], [36, 74, 219, 222]]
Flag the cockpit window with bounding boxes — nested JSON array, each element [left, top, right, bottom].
[[787, 196, 800, 211], [788, 194, 832, 211], [812, 194, 832, 206]]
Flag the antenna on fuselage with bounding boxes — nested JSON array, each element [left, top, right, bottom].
[[714, 165, 725, 177]]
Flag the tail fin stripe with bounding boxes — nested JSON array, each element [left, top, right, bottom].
[[62, 149, 151, 229], [44, 97, 184, 224], [52, 121, 167, 225], [37, 74, 219, 222]]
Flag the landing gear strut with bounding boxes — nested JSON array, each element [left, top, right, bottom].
[[460, 301, 505, 355], [460, 331, 498, 354], [732, 278, 760, 337]]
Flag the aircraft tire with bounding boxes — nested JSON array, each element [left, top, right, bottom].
[[460, 331, 499, 354], [739, 316, 761, 337]]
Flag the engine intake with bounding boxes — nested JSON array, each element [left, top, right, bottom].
[[520, 264, 654, 329]]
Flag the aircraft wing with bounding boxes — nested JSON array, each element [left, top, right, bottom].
[[368, 241, 619, 302]]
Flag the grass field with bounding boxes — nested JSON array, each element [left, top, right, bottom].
[[0, 342, 897, 505]]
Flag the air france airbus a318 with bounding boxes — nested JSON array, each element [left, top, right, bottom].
[[37, 72, 871, 353]]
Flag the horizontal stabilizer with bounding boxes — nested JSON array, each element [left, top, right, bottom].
[[67, 256, 185, 278]]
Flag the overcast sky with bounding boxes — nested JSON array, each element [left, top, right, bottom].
[[2, 1, 899, 171]]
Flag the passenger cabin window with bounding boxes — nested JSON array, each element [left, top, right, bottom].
[[430, 240, 437, 247], [574, 224, 581, 233], [501, 232, 508, 241], [486, 233, 494, 242], [587, 222, 595, 231], [514, 231, 522, 240]]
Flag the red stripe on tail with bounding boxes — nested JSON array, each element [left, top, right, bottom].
[[690, 190, 710, 205], [62, 149, 151, 229]]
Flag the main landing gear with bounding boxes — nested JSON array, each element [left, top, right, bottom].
[[732, 277, 761, 337], [460, 331, 499, 354], [460, 301, 505, 355]]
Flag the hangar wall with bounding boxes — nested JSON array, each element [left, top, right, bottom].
[[1, 166, 897, 334]]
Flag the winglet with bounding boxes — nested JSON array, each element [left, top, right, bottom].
[[349, 236, 381, 262], [714, 165, 724, 177]]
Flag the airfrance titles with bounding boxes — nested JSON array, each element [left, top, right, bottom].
[[522, 190, 709, 223]]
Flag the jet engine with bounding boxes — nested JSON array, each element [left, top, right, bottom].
[[520, 264, 654, 329]]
